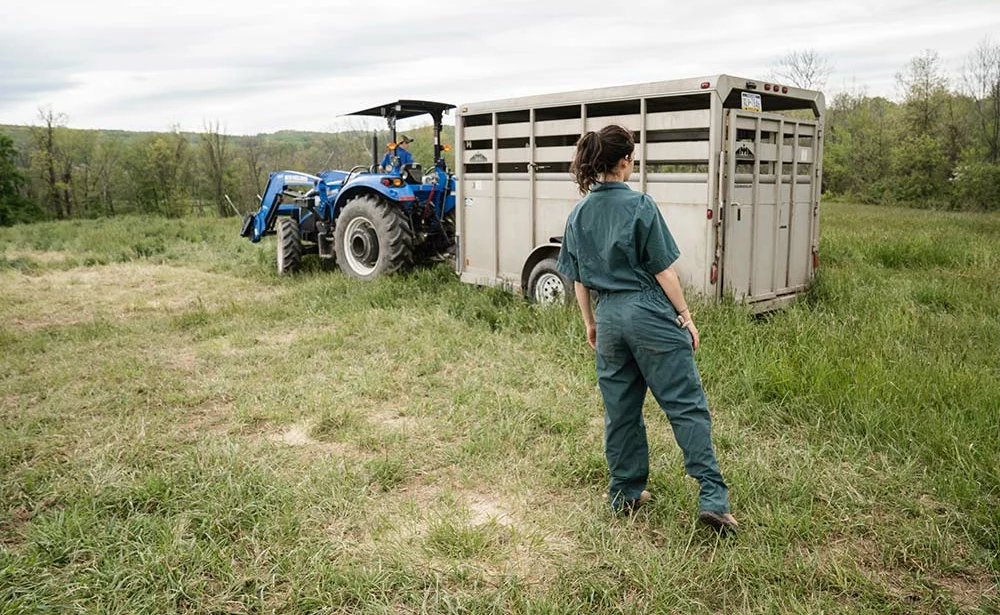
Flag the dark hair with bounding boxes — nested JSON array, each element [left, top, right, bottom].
[[570, 125, 634, 195]]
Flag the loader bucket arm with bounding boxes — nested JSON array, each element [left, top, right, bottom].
[[241, 171, 330, 242]]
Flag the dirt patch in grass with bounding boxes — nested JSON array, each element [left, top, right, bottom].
[[176, 398, 235, 437], [466, 492, 516, 527], [265, 422, 366, 460], [0, 506, 32, 547], [274, 424, 318, 446], [0, 264, 273, 331], [936, 573, 997, 611], [157, 345, 199, 373], [822, 533, 995, 612], [369, 404, 423, 431]]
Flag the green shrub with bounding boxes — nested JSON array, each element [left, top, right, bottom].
[[887, 135, 951, 206], [950, 161, 1000, 211]]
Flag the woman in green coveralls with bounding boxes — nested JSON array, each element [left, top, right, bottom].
[[556, 125, 739, 533]]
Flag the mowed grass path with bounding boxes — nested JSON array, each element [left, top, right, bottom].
[[0, 203, 997, 614]]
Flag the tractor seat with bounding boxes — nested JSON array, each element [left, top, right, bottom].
[[401, 163, 423, 184]]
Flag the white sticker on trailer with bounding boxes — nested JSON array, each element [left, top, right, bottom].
[[734, 143, 755, 161], [800, 149, 809, 163], [741, 92, 762, 113]]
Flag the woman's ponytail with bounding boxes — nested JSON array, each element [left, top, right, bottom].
[[570, 125, 634, 195]]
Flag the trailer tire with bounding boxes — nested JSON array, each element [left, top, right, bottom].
[[527, 258, 572, 306], [276, 217, 302, 275], [335, 195, 413, 280]]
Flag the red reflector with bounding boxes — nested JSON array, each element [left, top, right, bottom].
[[399, 195, 417, 201], [380, 178, 391, 186], [710, 262, 718, 284], [764, 84, 771, 91], [700, 81, 710, 89], [706, 208, 713, 219], [782, 86, 788, 94]]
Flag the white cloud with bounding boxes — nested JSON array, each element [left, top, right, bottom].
[[1, 0, 998, 133]]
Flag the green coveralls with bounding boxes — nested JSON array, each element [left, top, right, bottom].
[[556, 182, 730, 514]]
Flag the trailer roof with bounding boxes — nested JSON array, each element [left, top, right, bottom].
[[458, 75, 824, 116], [346, 100, 456, 120]]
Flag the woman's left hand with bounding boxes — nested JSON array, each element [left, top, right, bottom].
[[686, 321, 700, 351], [587, 324, 597, 350]]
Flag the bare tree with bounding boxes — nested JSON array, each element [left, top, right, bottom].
[[93, 136, 122, 215], [769, 49, 833, 90], [241, 135, 265, 201], [962, 37, 1000, 163], [201, 120, 232, 217], [30, 107, 69, 219], [896, 49, 949, 135]]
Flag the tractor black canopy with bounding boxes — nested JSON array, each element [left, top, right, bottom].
[[346, 100, 455, 121], [347, 100, 456, 167]]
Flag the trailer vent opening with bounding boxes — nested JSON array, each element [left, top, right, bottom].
[[464, 113, 492, 127], [534, 105, 581, 122], [645, 94, 710, 113], [586, 99, 641, 118], [497, 110, 530, 124]]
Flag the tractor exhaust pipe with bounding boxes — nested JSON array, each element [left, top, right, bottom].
[[371, 131, 378, 169]]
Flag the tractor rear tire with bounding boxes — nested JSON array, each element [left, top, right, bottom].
[[334, 195, 413, 280], [527, 258, 572, 306], [276, 217, 302, 275]]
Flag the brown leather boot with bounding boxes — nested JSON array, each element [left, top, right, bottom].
[[698, 510, 739, 534]]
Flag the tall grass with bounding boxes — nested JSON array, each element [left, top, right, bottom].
[[1, 204, 997, 613]]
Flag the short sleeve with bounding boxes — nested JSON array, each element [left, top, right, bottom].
[[556, 223, 581, 282], [636, 196, 680, 275]]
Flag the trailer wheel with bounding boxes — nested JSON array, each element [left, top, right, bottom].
[[334, 195, 413, 280], [527, 258, 572, 306], [276, 217, 302, 275]]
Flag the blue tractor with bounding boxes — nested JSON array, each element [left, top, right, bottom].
[[240, 100, 457, 279]]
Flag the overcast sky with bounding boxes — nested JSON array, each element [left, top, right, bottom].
[[2, 0, 997, 135]]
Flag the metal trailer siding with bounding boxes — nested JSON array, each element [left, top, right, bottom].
[[456, 74, 824, 309]]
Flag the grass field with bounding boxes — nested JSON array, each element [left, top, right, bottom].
[[1, 202, 998, 614]]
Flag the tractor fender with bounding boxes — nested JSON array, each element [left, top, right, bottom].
[[333, 178, 417, 217], [521, 242, 563, 295]]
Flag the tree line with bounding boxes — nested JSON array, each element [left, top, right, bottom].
[[0, 119, 451, 226], [1, 39, 998, 226], [778, 41, 998, 210]]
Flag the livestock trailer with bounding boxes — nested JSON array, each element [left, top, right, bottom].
[[454, 74, 825, 311]]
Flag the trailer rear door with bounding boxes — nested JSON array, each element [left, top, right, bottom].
[[721, 108, 820, 303]]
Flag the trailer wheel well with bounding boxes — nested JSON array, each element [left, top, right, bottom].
[[521, 244, 562, 295]]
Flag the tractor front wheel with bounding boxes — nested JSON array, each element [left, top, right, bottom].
[[334, 196, 413, 280], [276, 217, 302, 275]]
